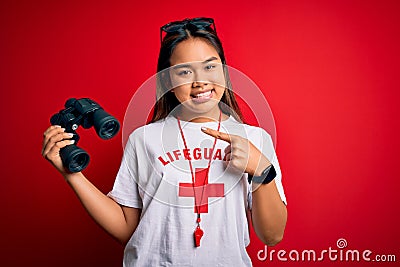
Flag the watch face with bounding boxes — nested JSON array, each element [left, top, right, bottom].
[[253, 165, 276, 184], [262, 165, 272, 175]]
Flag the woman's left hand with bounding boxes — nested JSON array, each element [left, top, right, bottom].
[[201, 127, 271, 176]]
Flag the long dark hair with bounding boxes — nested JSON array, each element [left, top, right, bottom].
[[150, 19, 243, 123]]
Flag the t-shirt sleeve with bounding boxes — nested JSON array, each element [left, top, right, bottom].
[[247, 128, 287, 209], [107, 137, 143, 209]]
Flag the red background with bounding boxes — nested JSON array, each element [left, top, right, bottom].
[[1, 0, 399, 266]]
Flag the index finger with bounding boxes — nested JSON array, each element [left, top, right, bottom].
[[201, 127, 231, 143], [43, 125, 62, 136]]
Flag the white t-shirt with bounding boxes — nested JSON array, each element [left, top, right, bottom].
[[108, 115, 286, 267]]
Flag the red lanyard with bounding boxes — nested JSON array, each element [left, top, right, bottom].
[[177, 110, 222, 247]]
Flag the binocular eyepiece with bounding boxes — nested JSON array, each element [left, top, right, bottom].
[[50, 98, 120, 172]]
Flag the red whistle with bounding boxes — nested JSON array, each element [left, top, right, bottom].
[[194, 226, 204, 247]]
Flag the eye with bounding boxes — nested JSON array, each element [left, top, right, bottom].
[[205, 64, 216, 70], [178, 69, 192, 76]]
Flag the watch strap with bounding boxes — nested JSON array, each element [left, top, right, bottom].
[[249, 164, 277, 184]]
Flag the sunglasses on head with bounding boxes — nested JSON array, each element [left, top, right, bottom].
[[160, 17, 216, 43]]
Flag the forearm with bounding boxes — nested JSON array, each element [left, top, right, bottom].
[[251, 180, 287, 246], [64, 172, 139, 244]]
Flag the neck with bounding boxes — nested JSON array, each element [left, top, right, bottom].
[[176, 106, 227, 123]]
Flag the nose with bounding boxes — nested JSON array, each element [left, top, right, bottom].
[[192, 70, 209, 87], [192, 80, 208, 88]]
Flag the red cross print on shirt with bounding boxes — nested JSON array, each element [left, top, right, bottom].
[[178, 168, 225, 213]]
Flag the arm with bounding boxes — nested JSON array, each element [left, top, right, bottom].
[[201, 127, 287, 246], [65, 172, 140, 244], [42, 125, 140, 245], [250, 160, 287, 246]]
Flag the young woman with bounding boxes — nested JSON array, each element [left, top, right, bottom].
[[42, 17, 287, 266]]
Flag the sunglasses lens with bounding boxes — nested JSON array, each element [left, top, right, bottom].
[[191, 18, 213, 28], [162, 23, 184, 33], [193, 21, 212, 27]]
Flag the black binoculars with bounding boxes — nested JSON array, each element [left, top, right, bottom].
[[50, 98, 120, 172]]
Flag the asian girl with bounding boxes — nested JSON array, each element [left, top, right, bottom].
[[42, 17, 287, 266]]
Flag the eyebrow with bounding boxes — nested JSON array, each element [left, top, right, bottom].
[[172, 57, 219, 70], [203, 56, 218, 63]]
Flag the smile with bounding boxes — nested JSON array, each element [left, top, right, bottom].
[[191, 90, 214, 103]]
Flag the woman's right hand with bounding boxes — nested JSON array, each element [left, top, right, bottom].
[[41, 125, 75, 176], [42, 126, 141, 243]]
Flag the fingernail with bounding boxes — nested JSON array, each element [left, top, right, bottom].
[[67, 133, 74, 137], [201, 127, 207, 131], [69, 140, 75, 144], [61, 128, 66, 132], [55, 125, 62, 128]]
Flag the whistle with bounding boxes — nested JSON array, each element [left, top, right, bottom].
[[194, 227, 204, 247]]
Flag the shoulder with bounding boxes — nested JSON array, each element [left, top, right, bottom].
[[126, 118, 167, 147]]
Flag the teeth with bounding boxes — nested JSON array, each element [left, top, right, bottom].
[[194, 91, 212, 98]]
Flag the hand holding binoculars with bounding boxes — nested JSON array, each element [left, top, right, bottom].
[[50, 98, 120, 172]]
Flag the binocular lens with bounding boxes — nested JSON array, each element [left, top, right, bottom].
[[100, 120, 119, 138], [60, 144, 90, 172], [93, 109, 120, 139]]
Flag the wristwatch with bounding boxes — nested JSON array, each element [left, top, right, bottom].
[[249, 164, 277, 184]]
